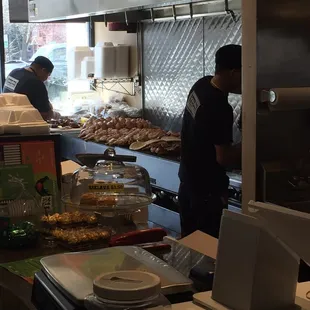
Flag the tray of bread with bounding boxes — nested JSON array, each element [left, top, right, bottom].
[[41, 211, 98, 229], [40, 211, 111, 251], [48, 116, 82, 134], [78, 116, 180, 156], [51, 227, 111, 251]]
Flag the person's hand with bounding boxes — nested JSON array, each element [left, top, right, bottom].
[[53, 111, 61, 120]]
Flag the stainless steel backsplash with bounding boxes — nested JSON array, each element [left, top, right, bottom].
[[142, 14, 242, 141], [256, 0, 310, 204]]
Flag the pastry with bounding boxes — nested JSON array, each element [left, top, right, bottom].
[[71, 211, 84, 224], [80, 193, 99, 205], [98, 196, 117, 206], [80, 193, 117, 207], [87, 215, 98, 225], [51, 227, 111, 245], [41, 212, 99, 228], [58, 213, 72, 225]]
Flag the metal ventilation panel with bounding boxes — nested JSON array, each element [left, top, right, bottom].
[[27, 0, 240, 23], [28, 0, 197, 22], [142, 14, 242, 142], [143, 18, 204, 132], [9, 0, 29, 22]]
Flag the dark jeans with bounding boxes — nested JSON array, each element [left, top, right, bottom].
[[178, 182, 228, 239]]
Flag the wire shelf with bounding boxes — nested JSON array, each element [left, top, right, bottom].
[[92, 77, 138, 96]]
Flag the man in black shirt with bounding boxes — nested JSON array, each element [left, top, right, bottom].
[[178, 44, 242, 238], [3, 56, 60, 120]]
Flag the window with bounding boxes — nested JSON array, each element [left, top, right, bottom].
[[51, 48, 67, 62], [3, 0, 89, 105]]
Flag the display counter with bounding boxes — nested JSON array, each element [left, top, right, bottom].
[[0, 268, 35, 310], [60, 133, 181, 193], [60, 133, 242, 215], [0, 227, 204, 310], [0, 241, 64, 310], [0, 220, 179, 310], [60, 133, 184, 235], [0, 134, 62, 310]]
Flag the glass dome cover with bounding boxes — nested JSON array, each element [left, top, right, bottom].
[[64, 148, 153, 214]]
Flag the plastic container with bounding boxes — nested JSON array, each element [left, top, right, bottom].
[[81, 56, 95, 79], [0, 93, 49, 135], [0, 92, 32, 108], [84, 271, 171, 310], [115, 45, 130, 78], [68, 46, 94, 80], [95, 42, 116, 79]]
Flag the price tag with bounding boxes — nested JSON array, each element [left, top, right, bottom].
[[41, 196, 53, 212], [88, 183, 124, 192]]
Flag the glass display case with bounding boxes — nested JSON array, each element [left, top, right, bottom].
[[64, 148, 154, 216]]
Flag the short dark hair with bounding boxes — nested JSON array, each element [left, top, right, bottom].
[[32, 56, 54, 73], [215, 44, 242, 73]]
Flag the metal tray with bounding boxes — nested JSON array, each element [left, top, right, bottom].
[[50, 128, 81, 133]]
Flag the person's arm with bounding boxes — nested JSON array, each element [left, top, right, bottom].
[[41, 110, 60, 120], [199, 103, 241, 169], [213, 107, 241, 169], [27, 80, 60, 120], [41, 105, 61, 120], [215, 143, 241, 168]]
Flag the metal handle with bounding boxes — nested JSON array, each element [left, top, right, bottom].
[[76, 149, 136, 167]]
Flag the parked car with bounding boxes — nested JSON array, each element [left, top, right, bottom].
[[5, 43, 67, 80], [4, 60, 29, 78], [5, 43, 68, 100], [29, 43, 67, 80]]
